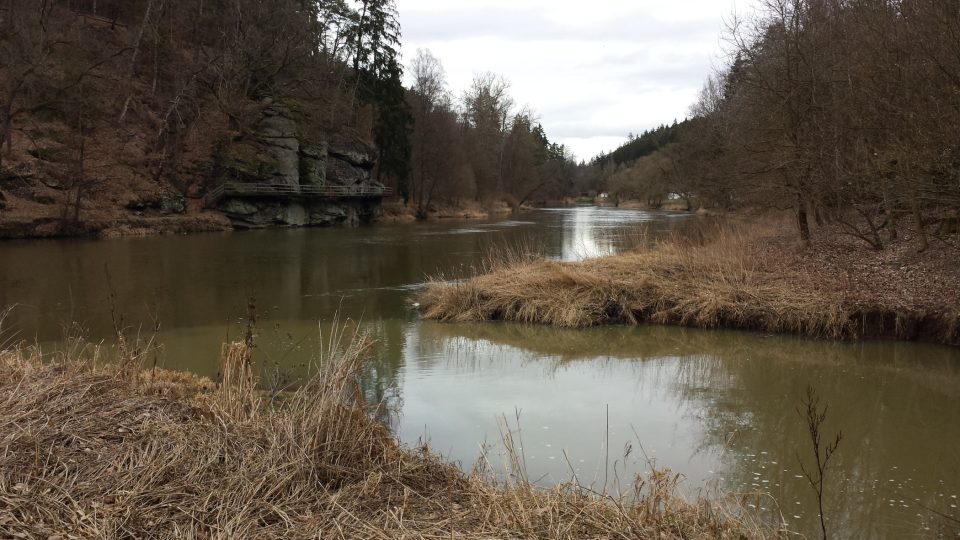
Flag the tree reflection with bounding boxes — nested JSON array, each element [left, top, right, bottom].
[[413, 321, 960, 537], [357, 319, 406, 431]]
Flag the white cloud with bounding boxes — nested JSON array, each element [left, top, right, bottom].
[[397, 0, 761, 160]]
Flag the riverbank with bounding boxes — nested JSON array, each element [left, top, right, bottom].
[[0, 211, 233, 239], [0, 197, 519, 240], [0, 165, 235, 239], [0, 335, 768, 539], [379, 198, 517, 223], [603, 199, 694, 212], [418, 216, 960, 345]]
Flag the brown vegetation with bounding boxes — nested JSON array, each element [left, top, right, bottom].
[[0, 0, 404, 238], [405, 51, 577, 218], [583, 0, 960, 252], [0, 326, 771, 538], [418, 217, 960, 345], [379, 197, 515, 223], [0, 2, 581, 237]]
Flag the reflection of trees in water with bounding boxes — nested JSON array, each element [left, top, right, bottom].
[[357, 319, 406, 432], [681, 341, 960, 536], [245, 316, 960, 535], [415, 321, 702, 365], [556, 207, 692, 262], [408, 325, 566, 377], [410, 322, 681, 392], [418, 321, 960, 536]]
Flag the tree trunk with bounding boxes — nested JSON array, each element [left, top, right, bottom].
[[797, 193, 811, 244], [73, 112, 85, 224], [5, 0, 13, 31], [912, 195, 928, 252], [0, 103, 12, 166], [118, 0, 155, 121]]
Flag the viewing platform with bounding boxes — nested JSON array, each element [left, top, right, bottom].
[[205, 183, 393, 205]]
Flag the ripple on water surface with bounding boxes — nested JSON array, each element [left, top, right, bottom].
[[1, 208, 957, 538]]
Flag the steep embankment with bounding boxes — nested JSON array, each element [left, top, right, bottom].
[[0, 11, 233, 239], [419, 218, 960, 345], [0, 6, 385, 239]]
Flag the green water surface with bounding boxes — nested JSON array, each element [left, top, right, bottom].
[[1, 207, 958, 538]]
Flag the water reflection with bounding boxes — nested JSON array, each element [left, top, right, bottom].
[[402, 323, 960, 537], [2, 207, 959, 537], [547, 206, 688, 261], [0, 207, 687, 345]]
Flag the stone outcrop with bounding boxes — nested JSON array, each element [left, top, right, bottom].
[[126, 191, 186, 215], [217, 198, 375, 229], [215, 100, 383, 228], [299, 143, 328, 186]]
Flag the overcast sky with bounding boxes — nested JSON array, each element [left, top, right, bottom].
[[396, 0, 760, 161]]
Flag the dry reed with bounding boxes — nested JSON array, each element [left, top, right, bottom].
[[419, 218, 959, 343], [0, 326, 772, 539]]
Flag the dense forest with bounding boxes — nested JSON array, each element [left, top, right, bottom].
[[0, 0, 576, 234], [583, 0, 960, 250], [1, 0, 399, 227], [405, 50, 576, 217], [3, 0, 958, 243]]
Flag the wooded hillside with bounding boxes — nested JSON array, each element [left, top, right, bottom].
[[0, 0, 410, 236], [584, 0, 960, 250], [0, 1, 581, 235]]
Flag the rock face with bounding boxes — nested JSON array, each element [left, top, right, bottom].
[[219, 198, 374, 229], [215, 101, 382, 228], [125, 190, 186, 215], [299, 144, 328, 187]]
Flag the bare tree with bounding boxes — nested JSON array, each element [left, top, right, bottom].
[[462, 72, 514, 200]]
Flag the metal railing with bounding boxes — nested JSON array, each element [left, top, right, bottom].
[[206, 183, 393, 204]]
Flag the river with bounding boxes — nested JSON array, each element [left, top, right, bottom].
[[1, 207, 958, 538]]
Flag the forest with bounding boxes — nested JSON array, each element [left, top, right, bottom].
[[583, 0, 960, 250], [3, 2, 960, 539], [2, 0, 398, 212], [3, 0, 959, 242], [404, 50, 576, 217], [0, 0, 576, 232]]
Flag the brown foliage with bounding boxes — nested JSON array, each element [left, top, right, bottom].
[[0, 330, 770, 538], [419, 217, 960, 344], [593, 0, 960, 250], [0, 0, 363, 232]]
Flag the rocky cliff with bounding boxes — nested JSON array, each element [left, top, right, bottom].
[[213, 100, 384, 229], [0, 6, 389, 240], [0, 97, 386, 239]]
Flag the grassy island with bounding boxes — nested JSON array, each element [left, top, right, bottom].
[[419, 217, 960, 345]]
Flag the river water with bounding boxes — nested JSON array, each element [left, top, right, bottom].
[[1, 207, 958, 538]]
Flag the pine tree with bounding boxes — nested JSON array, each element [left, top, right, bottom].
[[349, 0, 411, 198]]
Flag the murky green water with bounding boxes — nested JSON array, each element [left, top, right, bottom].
[[1, 207, 958, 538]]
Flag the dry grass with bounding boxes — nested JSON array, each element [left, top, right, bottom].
[[419, 218, 960, 344], [0, 326, 771, 539]]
